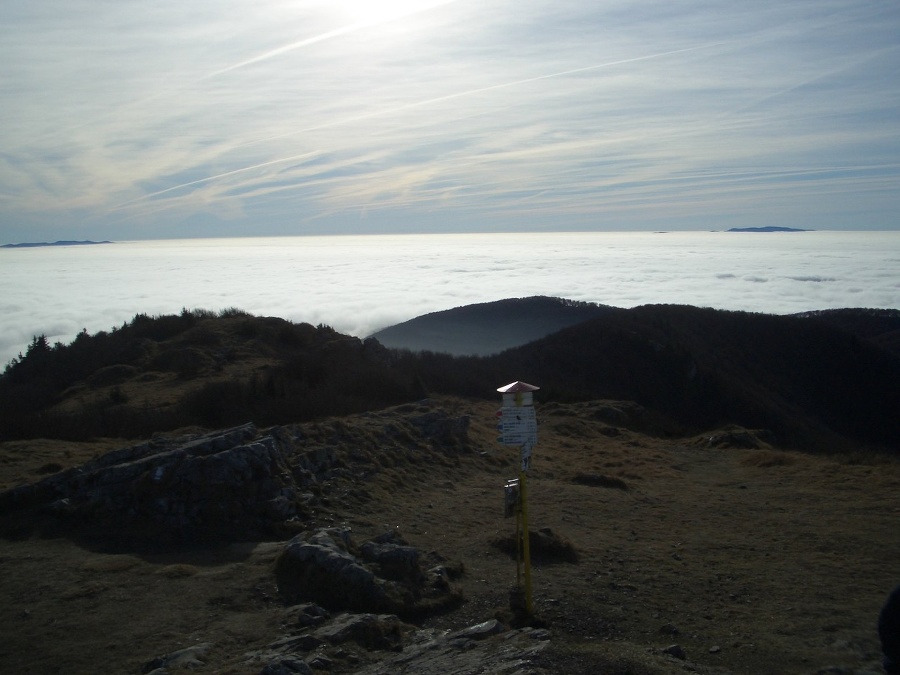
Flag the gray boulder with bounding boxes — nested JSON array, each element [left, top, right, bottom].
[[0, 424, 307, 545], [274, 528, 462, 618]]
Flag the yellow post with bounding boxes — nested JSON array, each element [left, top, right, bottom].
[[496, 381, 540, 618], [519, 468, 533, 615], [515, 499, 522, 587]]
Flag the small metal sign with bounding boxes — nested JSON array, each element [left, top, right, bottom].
[[503, 479, 520, 518], [520, 443, 533, 473]]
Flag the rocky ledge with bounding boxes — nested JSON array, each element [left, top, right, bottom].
[[0, 403, 471, 548], [143, 612, 550, 675]]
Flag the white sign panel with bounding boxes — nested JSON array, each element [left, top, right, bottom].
[[496, 406, 538, 447]]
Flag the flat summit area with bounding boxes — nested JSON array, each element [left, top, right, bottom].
[[1, 397, 898, 674], [0, 302, 898, 674]]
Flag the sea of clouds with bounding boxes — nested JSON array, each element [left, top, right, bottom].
[[1, 231, 898, 367]]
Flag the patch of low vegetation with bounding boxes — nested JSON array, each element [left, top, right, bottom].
[[1, 395, 898, 674], [740, 450, 797, 468], [0, 309, 430, 440], [80, 555, 141, 573], [533, 641, 683, 675], [571, 473, 629, 490], [156, 564, 200, 578], [2, 303, 899, 458], [491, 527, 580, 564]]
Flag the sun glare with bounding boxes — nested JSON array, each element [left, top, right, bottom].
[[334, 0, 449, 27]]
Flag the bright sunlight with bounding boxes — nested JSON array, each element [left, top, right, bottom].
[[333, 0, 452, 27]]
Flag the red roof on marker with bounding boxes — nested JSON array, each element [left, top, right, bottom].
[[496, 381, 540, 393]]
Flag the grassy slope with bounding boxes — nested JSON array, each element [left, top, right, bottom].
[[1, 303, 898, 455], [0, 397, 897, 674]]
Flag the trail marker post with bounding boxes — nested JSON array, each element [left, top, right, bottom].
[[496, 380, 539, 616]]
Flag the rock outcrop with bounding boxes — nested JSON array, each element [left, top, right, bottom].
[[0, 424, 300, 545], [244, 610, 550, 675], [274, 528, 463, 618], [0, 404, 473, 549]]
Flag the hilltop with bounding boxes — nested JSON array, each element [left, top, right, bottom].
[[2, 301, 897, 454], [1, 301, 898, 674], [368, 296, 612, 356]]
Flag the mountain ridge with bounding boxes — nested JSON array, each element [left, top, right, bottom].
[[1, 301, 897, 455], [1, 301, 899, 673], [1, 239, 113, 248], [368, 296, 612, 356]]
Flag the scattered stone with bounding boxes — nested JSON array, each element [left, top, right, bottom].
[[283, 603, 331, 629], [662, 644, 686, 660], [273, 528, 462, 618], [0, 424, 309, 545], [314, 613, 408, 651], [360, 539, 424, 584], [250, 615, 546, 675], [0, 406, 474, 548], [258, 660, 314, 675], [269, 634, 326, 652], [141, 643, 213, 673], [449, 619, 507, 641], [709, 645, 722, 653], [306, 655, 333, 669], [352, 622, 547, 674]]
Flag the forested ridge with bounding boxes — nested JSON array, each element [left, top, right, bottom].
[[2, 302, 898, 454]]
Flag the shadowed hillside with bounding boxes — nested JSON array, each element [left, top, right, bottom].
[[0, 309, 423, 441], [368, 296, 612, 355], [2, 305, 900, 674], [487, 305, 900, 452], [1, 303, 898, 454], [794, 307, 900, 357]]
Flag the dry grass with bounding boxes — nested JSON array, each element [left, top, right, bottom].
[[156, 564, 200, 578], [1, 396, 898, 674], [80, 555, 142, 573], [739, 449, 797, 467]]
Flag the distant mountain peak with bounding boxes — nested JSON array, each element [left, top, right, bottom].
[[369, 296, 613, 356], [1, 240, 113, 248], [726, 227, 809, 233]]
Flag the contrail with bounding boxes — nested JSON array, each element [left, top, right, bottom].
[[47, 2, 460, 141], [206, 24, 364, 79], [244, 42, 728, 147], [112, 151, 320, 209], [208, 0, 458, 79], [117, 41, 723, 212]]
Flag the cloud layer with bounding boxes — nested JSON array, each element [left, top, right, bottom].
[[1, 1, 898, 241], [1, 231, 897, 367]]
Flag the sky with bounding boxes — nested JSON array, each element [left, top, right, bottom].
[[1, 0, 899, 242]]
